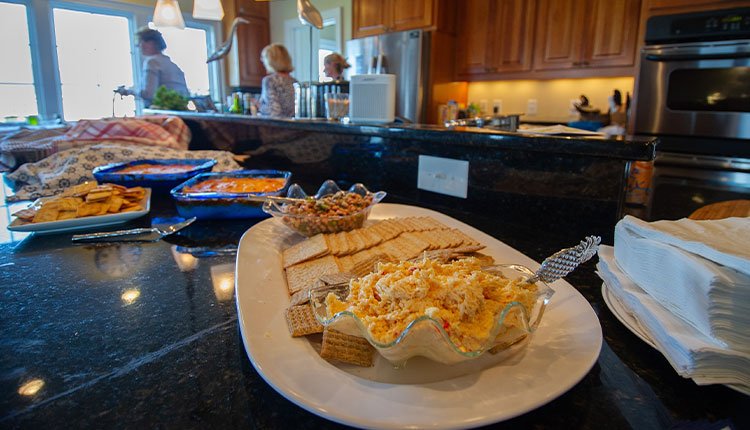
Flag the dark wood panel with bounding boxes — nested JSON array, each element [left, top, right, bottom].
[[489, 0, 536, 72], [533, 0, 586, 70], [585, 0, 641, 67], [235, 15, 269, 87], [391, 0, 434, 31], [456, 0, 494, 75], [353, 0, 389, 38]]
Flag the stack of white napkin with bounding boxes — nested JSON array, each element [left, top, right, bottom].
[[597, 215, 750, 394]]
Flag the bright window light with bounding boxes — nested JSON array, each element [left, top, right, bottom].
[[0, 2, 38, 121], [158, 25, 210, 96], [53, 8, 135, 120]]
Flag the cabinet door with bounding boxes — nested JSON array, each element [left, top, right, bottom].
[[487, 0, 536, 73], [353, 0, 389, 38], [235, 15, 269, 87], [456, 0, 494, 75], [391, 0, 434, 32], [584, 0, 640, 67], [235, 0, 269, 19], [533, 0, 586, 70]]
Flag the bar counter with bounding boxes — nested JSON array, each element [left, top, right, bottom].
[[1, 171, 748, 429]]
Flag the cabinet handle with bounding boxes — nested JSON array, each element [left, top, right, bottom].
[[582, 61, 590, 66], [384, 26, 393, 32], [572, 61, 581, 66]]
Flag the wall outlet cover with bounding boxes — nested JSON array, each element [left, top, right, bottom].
[[417, 155, 469, 199], [527, 99, 538, 115], [493, 99, 503, 114], [479, 99, 489, 115]]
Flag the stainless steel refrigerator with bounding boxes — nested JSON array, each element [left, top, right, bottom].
[[345, 29, 430, 124]]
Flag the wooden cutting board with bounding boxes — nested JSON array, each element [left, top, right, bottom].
[[688, 200, 750, 220]]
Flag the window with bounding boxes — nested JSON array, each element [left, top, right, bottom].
[[0, 2, 38, 122], [1, 0, 222, 122], [54, 7, 135, 120], [159, 25, 211, 96]]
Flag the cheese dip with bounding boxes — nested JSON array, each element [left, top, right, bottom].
[[326, 257, 538, 352]]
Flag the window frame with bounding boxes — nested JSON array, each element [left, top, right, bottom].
[[5, 0, 223, 121]]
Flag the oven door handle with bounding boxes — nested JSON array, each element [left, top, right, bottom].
[[646, 52, 750, 61]]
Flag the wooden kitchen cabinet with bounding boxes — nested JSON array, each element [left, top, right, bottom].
[[352, 0, 440, 38], [232, 14, 269, 87], [534, 0, 641, 71], [456, 0, 536, 77], [227, 0, 269, 88]]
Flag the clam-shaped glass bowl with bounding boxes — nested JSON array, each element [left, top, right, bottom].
[[262, 180, 386, 237], [310, 264, 554, 365]]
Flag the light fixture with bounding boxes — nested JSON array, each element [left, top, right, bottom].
[[153, 0, 185, 29], [297, 0, 323, 29], [193, 0, 224, 21]]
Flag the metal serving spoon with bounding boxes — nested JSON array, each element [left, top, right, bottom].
[[523, 235, 601, 284], [71, 217, 197, 243]]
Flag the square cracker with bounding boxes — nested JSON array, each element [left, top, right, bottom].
[[283, 234, 330, 268], [285, 304, 323, 336], [285, 255, 340, 295], [33, 206, 59, 223], [320, 328, 374, 367]]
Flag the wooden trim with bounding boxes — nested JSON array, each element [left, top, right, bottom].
[[457, 65, 636, 82]]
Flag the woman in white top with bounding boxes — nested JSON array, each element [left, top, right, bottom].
[[117, 28, 188, 106]]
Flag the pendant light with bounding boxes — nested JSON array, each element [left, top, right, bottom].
[[297, 0, 323, 29], [153, 0, 185, 29], [193, 0, 224, 21]]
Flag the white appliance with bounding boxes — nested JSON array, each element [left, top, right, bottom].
[[346, 29, 429, 123], [349, 74, 396, 124]]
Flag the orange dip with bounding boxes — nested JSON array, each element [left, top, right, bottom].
[[183, 177, 286, 194], [116, 164, 199, 174]]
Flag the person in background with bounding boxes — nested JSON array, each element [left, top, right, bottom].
[[255, 44, 297, 118], [116, 27, 188, 106], [323, 53, 350, 81]]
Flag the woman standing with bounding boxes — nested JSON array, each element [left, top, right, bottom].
[[323, 53, 350, 81], [117, 27, 188, 106], [257, 44, 297, 117]]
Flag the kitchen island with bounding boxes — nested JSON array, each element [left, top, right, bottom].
[[1, 171, 747, 428], [177, 112, 656, 247]]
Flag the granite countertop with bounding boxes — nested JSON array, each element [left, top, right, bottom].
[[1, 174, 747, 429], [164, 112, 656, 161]]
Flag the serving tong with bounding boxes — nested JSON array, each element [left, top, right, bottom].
[[523, 235, 601, 284]]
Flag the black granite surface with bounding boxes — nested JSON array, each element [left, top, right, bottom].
[[1, 163, 748, 429], [175, 112, 656, 161]]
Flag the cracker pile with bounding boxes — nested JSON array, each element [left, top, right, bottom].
[[12, 182, 146, 224], [281, 216, 492, 367]]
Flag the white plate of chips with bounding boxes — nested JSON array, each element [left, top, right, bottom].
[[236, 203, 603, 429], [8, 187, 151, 235]]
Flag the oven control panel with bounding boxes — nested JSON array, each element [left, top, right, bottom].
[[646, 8, 750, 44]]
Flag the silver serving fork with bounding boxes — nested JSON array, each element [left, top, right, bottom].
[[523, 236, 602, 284]]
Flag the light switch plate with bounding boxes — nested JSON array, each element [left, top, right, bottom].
[[417, 155, 469, 199], [527, 99, 538, 115]]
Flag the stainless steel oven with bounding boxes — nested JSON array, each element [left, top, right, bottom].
[[634, 8, 750, 142], [632, 7, 750, 220]]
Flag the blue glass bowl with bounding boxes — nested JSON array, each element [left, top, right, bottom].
[[92, 159, 217, 192], [170, 170, 292, 219]]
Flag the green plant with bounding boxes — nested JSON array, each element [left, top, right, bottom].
[[151, 85, 189, 111]]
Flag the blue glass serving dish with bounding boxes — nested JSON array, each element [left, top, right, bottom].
[[170, 170, 292, 219], [92, 159, 217, 192]]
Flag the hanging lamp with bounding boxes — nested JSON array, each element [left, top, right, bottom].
[[193, 0, 224, 21], [153, 0, 185, 29]]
